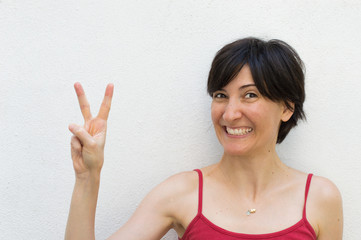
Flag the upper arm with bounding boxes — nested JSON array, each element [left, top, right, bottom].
[[107, 171, 197, 240], [308, 176, 343, 240]]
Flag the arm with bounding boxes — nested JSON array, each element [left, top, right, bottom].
[[108, 171, 198, 240], [65, 171, 100, 240], [65, 83, 113, 240], [65, 83, 186, 240], [308, 176, 343, 240], [108, 175, 180, 239]]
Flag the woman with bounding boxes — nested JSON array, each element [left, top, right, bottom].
[[65, 37, 343, 239]]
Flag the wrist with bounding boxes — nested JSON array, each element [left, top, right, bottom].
[[73, 173, 101, 200], [75, 170, 101, 185]]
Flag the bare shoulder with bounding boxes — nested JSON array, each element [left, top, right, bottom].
[[307, 175, 343, 239], [310, 175, 341, 198], [149, 170, 200, 234], [146, 170, 199, 218], [307, 176, 342, 214], [108, 171, 199, 240], [155, 170, 199, 199]]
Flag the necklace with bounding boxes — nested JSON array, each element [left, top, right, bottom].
[[246, 208, 256, 216]]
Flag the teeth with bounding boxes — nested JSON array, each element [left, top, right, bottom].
[[226, 127, 252, 136]]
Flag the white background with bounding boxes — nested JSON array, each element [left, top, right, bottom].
[[1, 0, 360, 239]]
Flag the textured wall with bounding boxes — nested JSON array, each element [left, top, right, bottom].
[[1, 0, 360, 239]]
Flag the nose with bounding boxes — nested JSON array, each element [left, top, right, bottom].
[[223, 100, 243, 122]]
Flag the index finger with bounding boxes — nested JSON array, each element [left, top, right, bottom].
[[74, 82, 92, 121], [97, 83, 114, 120]]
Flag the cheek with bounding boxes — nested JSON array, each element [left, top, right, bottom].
[[255, 107, 283, 134], [211, 104, 222, 123], [244, 105, 263, 122], [248, 105, 280, 128]]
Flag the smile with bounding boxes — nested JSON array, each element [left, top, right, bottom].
[[225, 127, 253, 136]]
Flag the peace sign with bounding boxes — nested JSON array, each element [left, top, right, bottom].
[[68, 82, 114, 178]]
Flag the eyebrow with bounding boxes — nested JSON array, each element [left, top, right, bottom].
[[239, 84, 256, 90], [218, 84, 256, 93]]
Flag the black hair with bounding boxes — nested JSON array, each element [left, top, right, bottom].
[[207, 37, 306, 143]]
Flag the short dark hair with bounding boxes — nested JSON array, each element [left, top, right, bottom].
[[207, 37, 306, 143]]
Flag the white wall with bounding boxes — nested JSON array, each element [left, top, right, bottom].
[[1, 0, 360, 239]]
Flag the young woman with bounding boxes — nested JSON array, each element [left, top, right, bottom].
[[65, 37, 343, 240]]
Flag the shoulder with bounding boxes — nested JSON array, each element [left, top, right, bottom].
[[110, 171, 200, 239], [144, 170, 199, 217], [146, 170, 200, 233], [307, 175, 343, 239], [309, 175, 342, 200], [308, 175, 342, 210], [156, 170, 199, 198]]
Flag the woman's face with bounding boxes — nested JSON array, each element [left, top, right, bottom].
[[211, 65, 293, 156]]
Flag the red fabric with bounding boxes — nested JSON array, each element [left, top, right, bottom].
[[179, 169, 317, 240]]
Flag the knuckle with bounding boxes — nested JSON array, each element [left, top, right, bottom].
[[88, 140, 97, 149], [80, 104, 90, 110], [101, 102, 110, 110], [75, 127, 83, 135], [70, 136, 81, 148]]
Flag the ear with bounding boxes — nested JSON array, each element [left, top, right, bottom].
[[281, 102, 294, 122]]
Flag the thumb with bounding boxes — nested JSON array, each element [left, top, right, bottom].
[[68, 123, 96, 147]]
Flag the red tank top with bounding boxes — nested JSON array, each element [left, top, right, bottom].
[[179, 169, 317, 240]]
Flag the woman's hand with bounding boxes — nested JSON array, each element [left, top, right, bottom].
[[68, 82, 114, 178], [66, 82, 177, 240]]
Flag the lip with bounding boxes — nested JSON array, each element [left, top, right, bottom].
[[223, 126, 253, 138]]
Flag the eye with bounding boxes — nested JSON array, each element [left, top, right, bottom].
[[213, 92, 227, 99], [245, 92, 258, 99]]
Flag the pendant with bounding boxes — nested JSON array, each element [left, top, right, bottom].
[[246, 209, 256, 216]]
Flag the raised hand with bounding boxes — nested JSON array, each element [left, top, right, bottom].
[[68, 82, 114, 178]]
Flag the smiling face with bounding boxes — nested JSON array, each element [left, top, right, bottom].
[[211, 65, 294, 156]]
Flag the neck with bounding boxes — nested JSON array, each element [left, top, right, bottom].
[[215, 148, 289, 202]]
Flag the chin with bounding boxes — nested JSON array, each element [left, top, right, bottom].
[[223, 145, 251, 157]]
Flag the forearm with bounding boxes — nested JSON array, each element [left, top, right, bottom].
[[65, 174, 100, 240]]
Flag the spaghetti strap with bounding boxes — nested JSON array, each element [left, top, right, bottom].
[[193, 169, 203, 214], [303, 173, 313, 218]]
